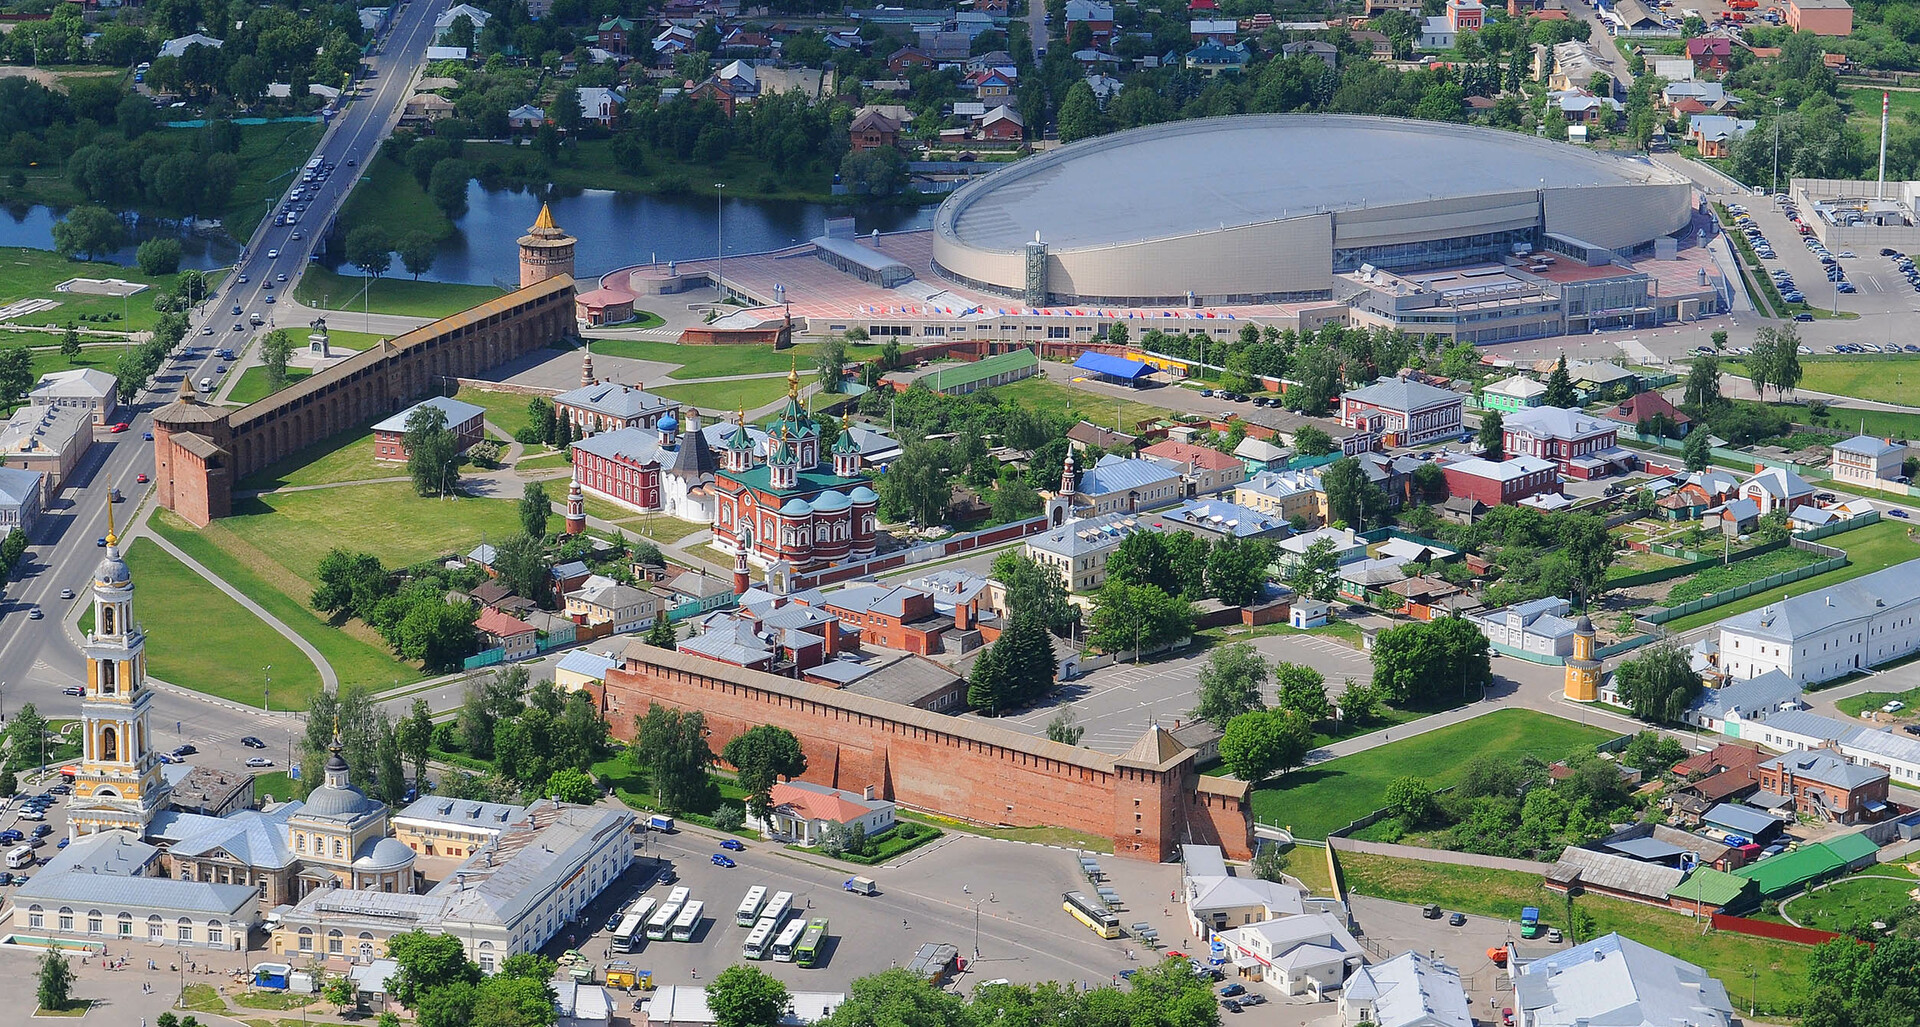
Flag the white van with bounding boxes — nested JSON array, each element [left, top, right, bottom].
[[199, 377, 214, 392], [6, 845, 33, 869]]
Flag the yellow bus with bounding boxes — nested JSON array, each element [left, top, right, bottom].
[[1063, 891, 1121, 939]]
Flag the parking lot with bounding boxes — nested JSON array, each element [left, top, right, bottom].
[[1736, 196, 1920, 333], [572, 825, 1178, 1001], [997, 633, 1373, 754]]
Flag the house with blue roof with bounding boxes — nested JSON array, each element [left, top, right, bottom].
[[1066, 453, 1183, 517], [1183, 41, 1250, 74], [1470, 596, 1579, 658], [1830, 433, 1905, 483]]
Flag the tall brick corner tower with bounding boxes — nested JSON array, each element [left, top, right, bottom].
[[518, 202, 576, 288]]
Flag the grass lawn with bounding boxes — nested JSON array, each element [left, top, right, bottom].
[[226, 365, 312, 405], [451, 385, 539, 439], [29, 342, 133, 394], [583, 338, 881, 380], [1727, 356, 1920, 409], [114, 537, 322, 710], [251, 770, 298, 804], [1662, 547, 1819, 605], [1835, 686, 1920, 719], [514, 450, 570, 471], [235, 425, 403, 491], [1247, 709, 1618, 840], [234, 991, 316, 1010], [897, 809, 1115, 853], [1845, 87, 1920, 133], [1662, 519, 1920, 632], [620, 515, 711, 544], [654, 377, 790, 411], [215, 121, 328, 241], [335, 148, 457, 244], [1282, 845, 1336, 896], [293, 265, 505, 320], [990, 377, 1178, 431], [1337, 852, 1811, 1016], [316, 329, 388, 352], [1782, 872, 1920, 933], [34, 1000, 94, 1017], [151, 509, 425, 690], [179, 983, 227, 1014], [1201, 620, 1366, 647], [0, 246, 216, 335], [1607, 549, 1690, 579], [582, 310, 667, 331], [219, 481, 522, 588]]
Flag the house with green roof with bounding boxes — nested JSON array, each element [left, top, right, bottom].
[[1738, 841, 1849, 897], [890, 349, 1039, 396], [1670, 866, 1758, 915]]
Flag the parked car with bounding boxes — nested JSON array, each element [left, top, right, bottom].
[[245, 757, 275, 768], [241, 736, 266, 749], [720, 839, 746, 851], [1448, 912, 1467, 926], [711, 853, 737, 868], [1220, 983, 1246, 997]]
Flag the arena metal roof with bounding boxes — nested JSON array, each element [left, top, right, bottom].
[[939, 114, 1689, 252]]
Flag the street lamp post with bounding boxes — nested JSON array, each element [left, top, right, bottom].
[[1770, 97, 1786, 196], [713, 184, 726, 303], [263, 665, 272, 712]]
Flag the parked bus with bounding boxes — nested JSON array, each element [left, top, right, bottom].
[[742, 917, 778, 960], [670, 900, 705, 942], [613, 898, 657, 952], [735, 886, 768, 927], [646, 888, 689, 940], [795, 918, 828, 968], [763, 890, 794, 929], [770, 918, 808, 962], [1063, 891, 1121, 939]]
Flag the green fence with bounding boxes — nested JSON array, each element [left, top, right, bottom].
[[1640, 554, 1848, 626], [1609, 537, 1790, 591], [1796, 508, 1882, 541], [1489, 641, 1565, 666]]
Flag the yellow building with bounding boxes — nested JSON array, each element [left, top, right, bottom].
[[390, 797, 527, 858], [1564, 615, 1600, 702], [68, 514, 171, 838], [1234, 469, 1327, 526]]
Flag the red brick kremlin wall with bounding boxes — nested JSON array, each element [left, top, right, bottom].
[[596, 647, 1252, 861]]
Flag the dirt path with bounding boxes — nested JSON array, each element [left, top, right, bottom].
[[0, 66, 118, 92]]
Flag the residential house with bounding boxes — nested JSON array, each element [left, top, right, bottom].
[[1651, 57, 1697, 81], [887, 45, 934, 72], [1564, 361, 1640, 397], [1705, 497, 1760, 535], [1189, 17, 1239, 43], [1553, 90, 1624, 125], [1548, 41, 1618, 95], [1214, 912, 1364, 997], [507, 104, 547, 129], [592, 15, 636, 53], [477, 608, 539, 661], [1608, 0, 1664, 31], [1185, 41, 1251, 74], [1281, 40, 1338, 69], [849, 107, 903, 152], [1339, 951, 1472, 1027], [1386, 575, 1471, 621], [158, 33, 223, 58], [1277, 526, 1366, 568], [1340, 378, 1464, 447], [1067, 453, 1184, 516], [1738, 466, 1815, 515], [1830, 435, 1904, 483], [1161, 499, 1289, 543], [1232, 437, 1289, 474], [1024, 514, 1157, 593], [1688, 115, 1757, 158], [1512, 934, 1734, 1027], [1657, 468, 1740, 520], [1687, 36, 1732, 73], [1663, 81, 1738, 111], [0, 404, 92, 503], [1716, 559, 1920, 685], [1338, 558, 1409, 604], [1440, 455, 1559, 506], [1758, 749, 1889, 824], [975, 105, 1024, 141], [1142, 439, 1247, 495], [1501, 406, 1630, 479], [29, 368, 118, 426], [371, 397, 486, 462], [1479, 375, 1546, 412], [564, 582, 659, 635], [1065, 0, 1117, 42], [553, 649, 620, 694], [0, 466, 44, 539], [1606, 391, 1691, 437], [1235, 469, 1325, 525], [967, 69, 1016, 103], [1471, 596, 1579, 657], [402, 93, 457, 123], [749, 780, 895, 846], [576, 87, 623, 127]]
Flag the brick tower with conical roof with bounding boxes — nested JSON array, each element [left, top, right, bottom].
[[518, 202, 576, 287]]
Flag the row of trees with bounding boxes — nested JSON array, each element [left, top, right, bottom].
[[447, 664, 613, 802], [1192, 642, 1388, 732]]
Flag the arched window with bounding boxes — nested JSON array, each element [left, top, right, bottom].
[[57, 907, 73, 931], [477, 940, 495, 974], [27, 905, 43, 930], [101, 726, 117, 762], [100, 659, 116, 694], [207, 921, 224, 947], [118, 912, 132, 936], [178, 918, 193, 943], [147, 914, 162, 941], [328, 928, 343, 955], [87, 911, 101, 934], [298, 927, 314, 952], [101, 605, 115, 635]]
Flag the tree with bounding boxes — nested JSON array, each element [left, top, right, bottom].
[[840, 147, 909, 197], [1544, 354, 1576, 407], [388, 930, 482, 1008], [634, 704, 715, 811], [1218, 709, 1314, 783], [499, 954, 558, 984], [1749, 323, 1805, 400], [1323, 456, 1386, 530], [136, 238, 182, 276], [398, 698, 433, 790], [428, 158, 473, 218], [1206, 536, 1273, 607], [1477, 409, 1505, 459], [1684, 352, 1722, 411], [1385, 775, 1441, 827], [1272, 662, 1332, 724], [815, 334, 848, 394], [259, 328, 294, 394], [1612, 643, 1702, 723], [1338, 678, 1385, 727], [1371, 616, 1491, 703], [36, 949, 73, 1013], [50, 206, 125, 261], [1285, 537, 1342, 602], [722, 725, 808, 822], [645, 617, 678, 648], [520, 481, 551, 539], [1251, 845, 1290, 883], [543, 766, 598, 804], [1087, 580, 1193, 658], [404, 403, 461, 497], [491, 533, 550, 606], [995, 613, 1057, 706], [991, 551, 1078, 636], [471, 975, 554, 1027], [1057, 80, 1103, 142], [1293, 424, 1334, 456], [706, 965, 790, 1027], [1046, 709, 1084, 745], [553, 85, 583, 139], [875, 442, 952, 526], [346, 224, 394, 280], [324, 973, 359, 1014], [967, 639, 1008, 715], [398, 231, 438, 280], [59, 324, 81, 361], [1683, 429, 1713, 472]]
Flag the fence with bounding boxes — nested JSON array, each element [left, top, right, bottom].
[[463, 647, 506, 670], [1326, 836, 1555, 874], [1795, 508, 1882, 542], [1609, 537, 1789, 591], [1593, 633, 1656, 659], [1708, 913, 1846, 946], [1640, 553, 1848, 626], [1489, 641, 1565, 666]]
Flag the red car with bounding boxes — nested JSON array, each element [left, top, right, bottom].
[[109, 422, 129, 433], [136, 473, 149, 483]]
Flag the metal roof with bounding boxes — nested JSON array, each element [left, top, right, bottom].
[[1547, 847, 1683, 900], [1514, 933, 1733, 1027], [1762, 749, 1886, 790], [1718, 558, 1920, 643], [371, 395, 486, 435], [1739, 842, 1846, 896], [939, 114, 1686, 253], [1700, 802, 1778, 836], [1072, 351, 1152, 379], [1344, 377, 1463, 414]]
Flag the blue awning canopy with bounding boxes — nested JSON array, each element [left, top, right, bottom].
[[1073, 351, 1152, 381]]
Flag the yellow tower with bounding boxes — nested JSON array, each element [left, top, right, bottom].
[[1564, 614, 1601, 703], [517, 202, 576, 288], [68, 503, 170, 838]]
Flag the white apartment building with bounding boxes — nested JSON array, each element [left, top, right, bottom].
[[1716, 559, 1920, 685]]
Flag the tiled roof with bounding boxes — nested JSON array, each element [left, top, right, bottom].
[[770, 779, 891, 823], [1142, 439, 1242, 471]]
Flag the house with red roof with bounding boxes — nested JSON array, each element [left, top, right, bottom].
[[476, 608, 539, 661], [1142, 439, 1248, 494], [1686, 36, 1731, 73], [1605, 391, 1691, 437], [749, 780, 897, 845]]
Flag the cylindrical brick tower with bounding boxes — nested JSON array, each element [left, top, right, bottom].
[[518, 202, 577, 288]]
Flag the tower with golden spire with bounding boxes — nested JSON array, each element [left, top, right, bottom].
[[518, 201, 576, 288], [68, 498, 170, 838], [771, 356, 820, 468], [1564, 615, 1601, 702]]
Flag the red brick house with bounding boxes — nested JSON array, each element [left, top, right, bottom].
[[372, 396, 487, 462], [1440, 455, 1560, 506], [975, 105, 1024, 141], [887, 46, 934, 73], [809, 583, 950, 655], [1758, 749, 1889, 825], [849, 107, 903, 152], [1500, 405, 1630, 480], [1686, 37, 1732, 73]]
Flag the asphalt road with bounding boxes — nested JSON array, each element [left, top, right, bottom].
[[0, 0, 443, 740]]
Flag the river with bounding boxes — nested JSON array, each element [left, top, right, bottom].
[[0, 183, 935, 287], [0, 202, 242, 269]]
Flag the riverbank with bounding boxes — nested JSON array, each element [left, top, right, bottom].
[[0, 247, 228, 334], [473, 137, 947, 207], [293, 265, 507, 318]]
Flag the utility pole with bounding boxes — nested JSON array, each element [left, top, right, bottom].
[[714, 183, 726, 302], [1770, 96, 1786, 195]]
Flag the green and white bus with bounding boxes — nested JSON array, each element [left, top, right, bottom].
[[795, 918, 828, 968]]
